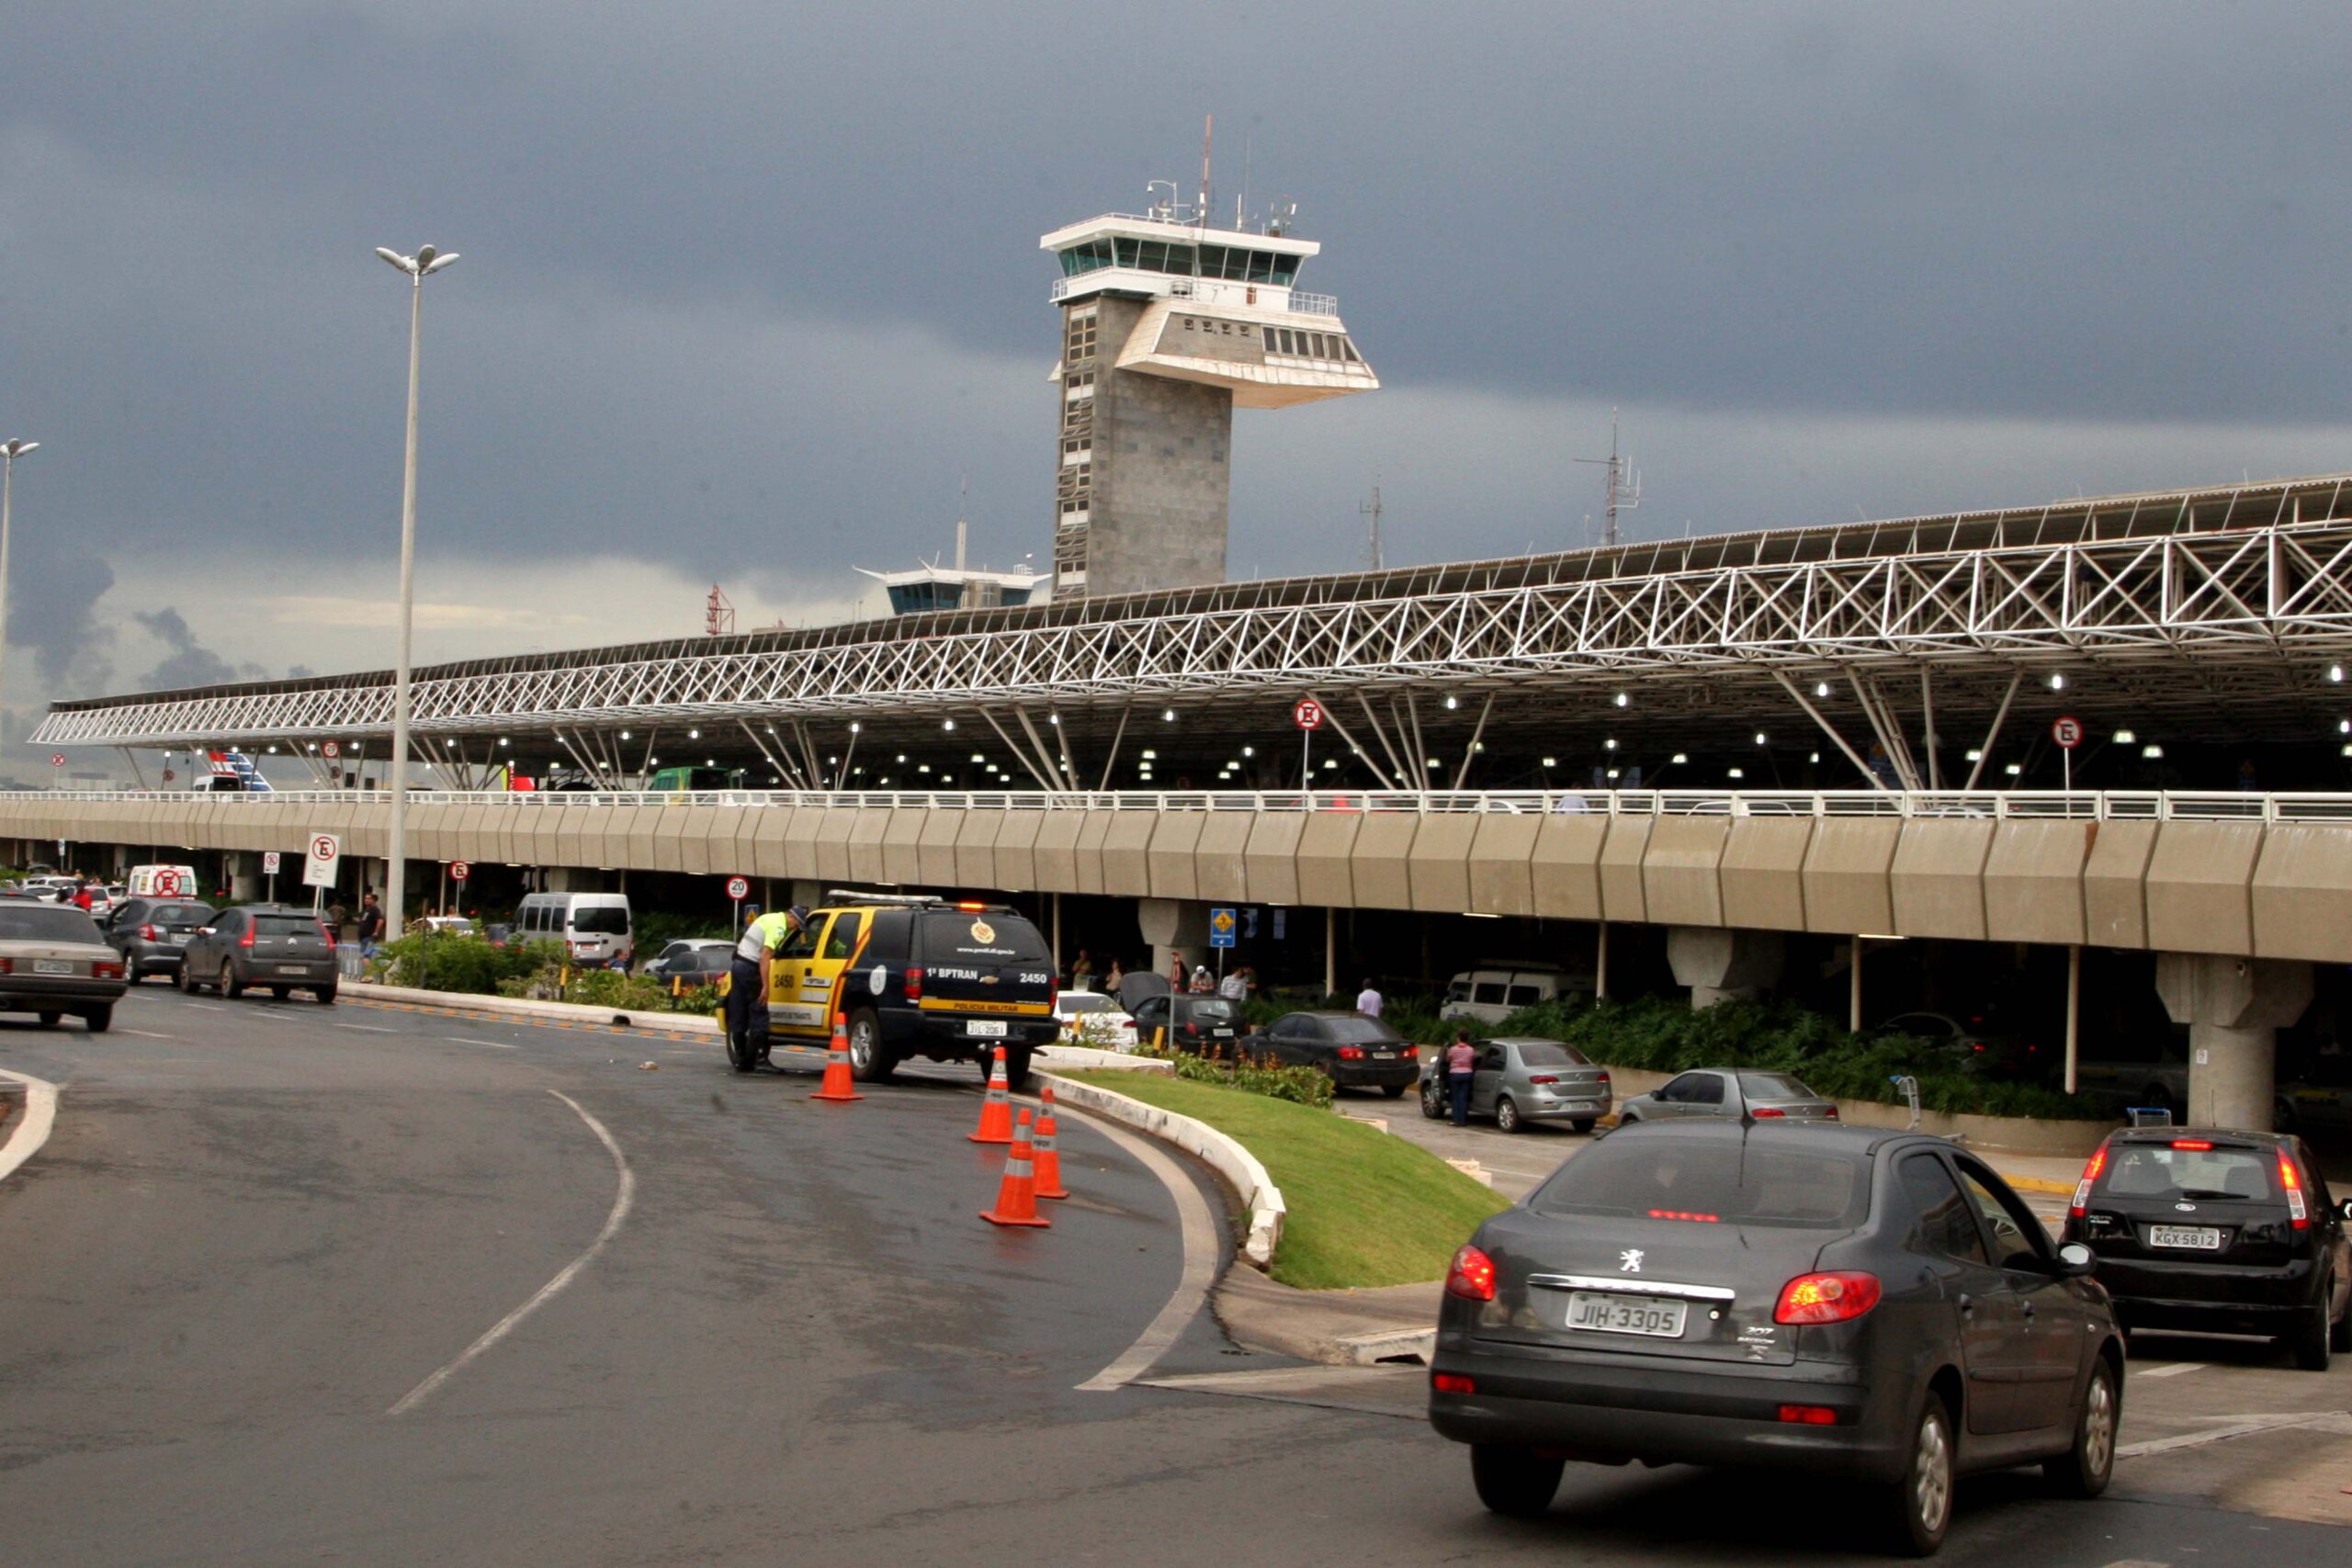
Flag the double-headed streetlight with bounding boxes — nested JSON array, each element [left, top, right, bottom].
[[0, 438, 39, 760], [374, 243, 458, 941]]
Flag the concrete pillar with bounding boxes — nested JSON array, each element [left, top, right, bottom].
[[229, 852, 263, 903], [1667, 927, 1786, 1009], [1136, 897, 1209, 987], [2154, 953, 2311, 1131]]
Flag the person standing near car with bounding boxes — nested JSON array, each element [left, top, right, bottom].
[[355, 892, 385, 956], [1444, 1030, 1477, 1126], [725, 903, 808, 1065], [1070, 949, 1094, 991], [1356, 976, 1384, 1018]]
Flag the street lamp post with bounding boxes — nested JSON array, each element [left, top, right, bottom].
[[374, 245, 458, 942], [0, 439, 39, 762]]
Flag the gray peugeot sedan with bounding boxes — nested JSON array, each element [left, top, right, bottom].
[[1430, 1120, 2124, 1554], [1419, 1037, 1611, 1133], [1615, 1066, 1838, 1125]]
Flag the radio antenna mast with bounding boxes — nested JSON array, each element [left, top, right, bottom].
[[1574, 409, 1642, 548], [1360, 479, 1385, 570], [1197, 114, 1214, 231]]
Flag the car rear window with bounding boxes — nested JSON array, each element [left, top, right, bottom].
[[155, 904, 213, 924], [1059, 993, 1113, 1015], [1531, 1136, 1871, 1230], [255, 914, 324, 937], [1737, 1072, 1815, 1100], [2098, 1142, 2277, 1203], [1183, 998, 1238, 1022], [1321, 1015, 1398, 1043], [1513, 1042, 1589, 1068], [918, 910, 1048, 964], [571, 906, 629, 935], [0, 907, 105, 942]]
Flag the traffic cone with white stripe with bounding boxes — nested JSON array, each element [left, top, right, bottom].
[[1033, 1082, 1069, 1200], [967, 1044, 1013, 1144], [810, 1012, 864, 1102], [979, 1108, 1050, 1228]]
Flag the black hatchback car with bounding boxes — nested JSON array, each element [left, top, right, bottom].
[[2063, 1126, 2352, 1370], [1261, 1010, 1421, 1095], [177, 905, 339, 1004], [102, 897, 217, 982], [1129, 992, 1243, 1055], [1430, 1121, 2123, 1555]]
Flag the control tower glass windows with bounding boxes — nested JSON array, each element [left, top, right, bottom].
[[1058, 239, 1114, 277]]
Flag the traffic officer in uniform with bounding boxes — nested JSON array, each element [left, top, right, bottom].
[[726, 903, 809, 1067]]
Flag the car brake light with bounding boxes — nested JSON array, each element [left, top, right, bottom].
[[1749, 1107, 1785, 1118], [0, 959, 11, 975], [2171, 1139, 2213, 1151], [141, 924, 161, 941], [1444, 1245, 1497, 1302], [1528, 1075, 1558, 1085], [1823, 1105, 1839, 1119], [1336, 1044, 1365, 1060], [1777, 1404, 1838, 1426], [1971, 1043, 1984, 1052], [1596, 1071, 1610, 1085], [2070, 1144, 2109, 1219], [1647, 1209, 1721, 1223], [239, 925, 255, 948], [1774, 1271, 1882, 1325], [901, 965, 923, 1000], [2279, 1152, 2309, 1229], [1432, 1372, 1476, 1395], [93, 960, 124, 980], [316, 921, 336, 948]]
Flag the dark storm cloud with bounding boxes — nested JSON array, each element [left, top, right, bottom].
[[131, 608, 264, 691], [6, 537, 113, 689], [0, 0, 2346, 678]]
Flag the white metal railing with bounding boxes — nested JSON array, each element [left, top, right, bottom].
[[14, 787, 2352, 825], [1286, 290, 1340, 316]]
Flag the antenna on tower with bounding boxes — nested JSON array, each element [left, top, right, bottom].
[[1574, 410, 1642, 548], [956, 477, 969, 573], [1360, 479, 1385, 570], [1197, 114, 1214, 231], [705, 584, 736, 637]]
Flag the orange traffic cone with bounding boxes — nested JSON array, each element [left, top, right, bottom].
[[979, 1109, 1050, 1228], [810, 1013, 865, 1102], [1033, 1082, 1069, 1200], [967, 1045, 1014, 1144]]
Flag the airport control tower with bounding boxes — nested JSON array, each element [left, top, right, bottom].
[[1041, 193, 1378, 598]]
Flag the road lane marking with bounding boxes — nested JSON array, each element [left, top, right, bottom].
[[117, 1029, 174, 1040], [2134, 1361, 2206, 1379], [181, 1002, 225, 1011], [0, 1067, 62, 1185], [1054, 1102, 1222, 1393], [2118, 1411, 2352, 1459], [443, 1036, 518, 1050], [334, 1024, 398, 1034], [387, 1089, 635, 1416]]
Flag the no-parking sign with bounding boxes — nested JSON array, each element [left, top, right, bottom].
[[2051, 716, 2084, 750], [303, 832, 342, 889]]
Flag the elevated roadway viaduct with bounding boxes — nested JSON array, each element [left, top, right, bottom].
[[12, 784, 2352, 1131]]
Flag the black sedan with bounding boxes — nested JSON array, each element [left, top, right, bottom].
[[101, 897, 217, 982], [2064, 1126, 2352, 1370], [1430, 1121, 2123, 1555], [1261, 1010, 1420, 1095]]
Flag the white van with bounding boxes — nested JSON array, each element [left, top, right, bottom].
[[514, 892, 633, 968], [1439, 964, 1594, 1025], [128, 864, 199, 898]]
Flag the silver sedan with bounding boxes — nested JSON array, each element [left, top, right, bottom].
[[1613, 1067, 1839, 1125], [1420, 1036, 1613, 1133]]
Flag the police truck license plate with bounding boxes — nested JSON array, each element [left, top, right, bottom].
[[968, 1021, 1007, 1037], [1565, 1292, 1688, 1337], [2148, 1225, 2222, 1250]]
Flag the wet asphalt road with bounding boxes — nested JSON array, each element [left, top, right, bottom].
[[0, 987, 2345, 1566]]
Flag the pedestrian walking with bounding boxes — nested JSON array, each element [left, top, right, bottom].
[[725, 903, 808, 1069], [355, 893, 385, 956], [1444, 1030, 1477, 1126], [1355, 976, 1384, 1018]]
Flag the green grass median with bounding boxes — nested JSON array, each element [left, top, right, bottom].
[[1057, 1071, 1510, 1291]]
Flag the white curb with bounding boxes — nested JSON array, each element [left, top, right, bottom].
[[345, 978, 719, 1033], [1039, 1071, 1286, 1269]]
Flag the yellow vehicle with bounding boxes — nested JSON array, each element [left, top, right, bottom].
[[763, 891, 1059, 1088]]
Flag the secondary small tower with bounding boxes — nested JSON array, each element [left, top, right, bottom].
[[1041, 190, 1378, 597]]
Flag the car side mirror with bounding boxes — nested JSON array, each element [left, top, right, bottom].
[[2055, 1242, 2096, 1279]]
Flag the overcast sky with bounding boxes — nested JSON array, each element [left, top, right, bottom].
[[4, 1, 2348, 779]]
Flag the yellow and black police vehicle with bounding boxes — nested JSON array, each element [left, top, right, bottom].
[[758, 891, 1059, 1089]]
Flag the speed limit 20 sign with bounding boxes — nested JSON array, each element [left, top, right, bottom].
[[726, 875, 751, 902]]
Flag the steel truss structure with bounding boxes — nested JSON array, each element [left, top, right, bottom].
[[34, 482, 2352, 752]]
